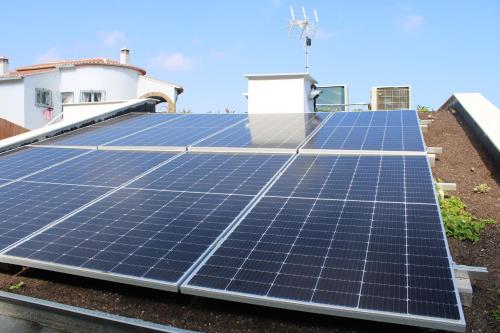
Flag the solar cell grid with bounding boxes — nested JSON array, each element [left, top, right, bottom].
[[185, 198, 460, 320], [183, 152, 463, 329], [5, 188, 253, 287], [153, 113, 247, 128], [3, 152, 291, 289], [25, 150, 176, 187], [106, 114, 247, 147], [90, 113, 183, 128], [302, 110, 425, 151], [41, 125, 143, 147], [127, 153, 291, 195], [0, 181, 109, 250], [39, 113, 184, 147], [0, 109, 464, 330], [192, 113, 329, 150], [0, 148, 88, 181], [266, 155, 435, 203]]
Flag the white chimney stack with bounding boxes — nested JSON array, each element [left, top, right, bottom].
[[120, 48, 130, 65], [0, 56, 9, 76]]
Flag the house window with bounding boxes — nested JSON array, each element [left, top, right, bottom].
[[61, 92, 74, 104], [35, 88, 52, 107], [80, 90, 105, 103]]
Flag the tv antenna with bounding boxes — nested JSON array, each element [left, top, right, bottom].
[[288, 6, 319, 73]]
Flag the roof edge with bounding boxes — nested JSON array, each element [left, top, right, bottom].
[[15, 58, 147, 75], [243, 72, 318, 84]]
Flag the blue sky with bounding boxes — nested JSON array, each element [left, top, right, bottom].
[[3, 1, 499, 112]]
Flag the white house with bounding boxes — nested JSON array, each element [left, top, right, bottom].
[[0, 49, 183, 130]]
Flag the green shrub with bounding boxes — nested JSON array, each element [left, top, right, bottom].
[[493, 306, 500, 321], [8, 281, 25, 290], [439, 196, 495, 242], [473, 183, 491, 193], [416, 104, 430, 112]]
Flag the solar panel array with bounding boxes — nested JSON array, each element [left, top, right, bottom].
[[191, 113, 328, 151], [0, 110, 465, 331], [302, 111, 425, 152], [183, 155, 460, 323], [40, 113, 184, 147]]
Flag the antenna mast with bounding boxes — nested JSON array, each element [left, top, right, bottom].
[[289, 6, 319, 73]]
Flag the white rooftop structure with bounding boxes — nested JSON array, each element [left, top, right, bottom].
[[441, 93, 500, 162], [244, 73, 319, 114]]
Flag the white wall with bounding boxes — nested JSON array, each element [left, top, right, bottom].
[[137, 76, 177, 102], [0, 64, 180, 130], [23, 71, 61, 129], [63, 100, 136, 123], [0, 79, 24, 127], [247, 77, 315, 114], [60, 66, 139, 102]]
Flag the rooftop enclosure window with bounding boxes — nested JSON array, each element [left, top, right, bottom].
[[376, 87, 409, 110], [61, 92, 74, 104], [35, 88, 52, 107], [316, 86, 346, 112], [80, 90, 105, 103]]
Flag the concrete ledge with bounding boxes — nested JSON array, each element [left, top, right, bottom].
[[428, 154, 436, 166], [441, 93, 500, 163], [0, 291, 197, 333], [455, 270, 473, 307], [436, 182, 457, 191], [453, 264, 488, 307], [426, 146, 443, 154]]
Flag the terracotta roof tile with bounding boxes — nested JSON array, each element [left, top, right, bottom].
[[13, 58, 146, 76]]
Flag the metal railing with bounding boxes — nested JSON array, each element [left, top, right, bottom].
[[316, 103, 371, 112]]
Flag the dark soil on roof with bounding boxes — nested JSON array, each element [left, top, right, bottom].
[[0, 109, 498, 333], [419, 109, 499, 333]]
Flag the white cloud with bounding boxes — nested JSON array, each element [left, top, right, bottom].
[[403, 14, 424, 32], [152, 53, 195, 72], [96, 30, 126, 47], [192, 37, 202, 45], [36, 47, 62, 63]]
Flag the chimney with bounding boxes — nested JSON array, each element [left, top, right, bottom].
[[0, 57, 9, 76], [120, 48, 130, 65]]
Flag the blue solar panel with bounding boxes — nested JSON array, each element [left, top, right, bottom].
[[91, 113, 183, 128], [0, 109, 464, 330], [266, 155, 435, 203], [192, 113, 329, 150], [0, 148, 88, 181], [25, 151, 177, 187], [3, 152, 291, 289], [185, 197, 459, 320], [6, 190, 253, 287], [183, 153, 463, 329], [41, 113, 184, 146], [302, 111, 425, 151], [127, 153, 291, 195], [0, 181, 109, 250], [106, 114, 246, 147]]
